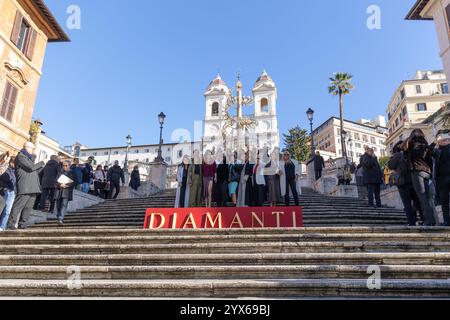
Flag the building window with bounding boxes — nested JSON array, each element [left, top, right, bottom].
[[402, 106, 407, 116], [415, 85, 422, 94], [165, 157, 171, 162], [362, 135, 368, 143], [93, 152, 97, 156], [354, 133, 360, 141], [135, 150, 139, 154], [212, 102, 219, 116], [400, 88, 406, 99], [10, 12, 37, 60], [178, 150, 183, 158], [379, 140, 384, 145], [114, 151, 119, 155], [417, 103, 427, 112], [395, 118, 399, 127], [355, 143, 362, 148], [146, 159, 150, 163], [446, 4, 450, 35], [104, 152, 109, 155], [0, 81, 18, 122], [441, 83, 449, 94], [145, 149, 150, 153], [260, 98, 269, 113]]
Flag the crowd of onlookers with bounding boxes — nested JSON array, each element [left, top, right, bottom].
[[0, 142, 141, 230]]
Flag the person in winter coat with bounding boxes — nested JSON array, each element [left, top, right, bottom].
[[175, 156, 191, 208], [403, 129, 438, 226], [70, 158, 83, 191], [81, 163, 92, 193], [94, 165, 107, 198], [54, 161, 76, 225], [189, 150, 203, 207], [0, 157, 16, 231], [129, 166, 141, 191], [360, 148, 383, 208], [107, 161, 125, 199], [252, 154, 266, 207], [279, 151, 301, 206], [388, 141, 424, 226], [307, 151, 326, 180], [431, 130, 450, 226], [237, 151, 254, 208], [0, 151, 10, 215], [7, 142, 45, 230], [214, 153, 229, 207], [39, 155, 61, 213]]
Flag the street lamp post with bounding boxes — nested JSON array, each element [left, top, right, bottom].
[[348, 138, 354, 164], [155, 112, 166, 163], [306, 108, 315, 158], [124, 134, 132, 178]]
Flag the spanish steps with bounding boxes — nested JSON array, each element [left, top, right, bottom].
[[0, 188, 449, 298]]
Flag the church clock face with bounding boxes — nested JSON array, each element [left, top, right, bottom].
[[260, 120, 271, 131], [210, 124, 220, 134]]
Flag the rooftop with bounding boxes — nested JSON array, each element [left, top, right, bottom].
[[406, 0, 432, 21]]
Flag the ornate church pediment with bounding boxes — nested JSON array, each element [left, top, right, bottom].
[[4, 62, 29, 87], [253, 83, 275, 92], [204, 87, 226, 96]]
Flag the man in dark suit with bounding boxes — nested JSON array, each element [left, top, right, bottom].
[[307, 151, 326, 180], [7, 142, 45, 230]]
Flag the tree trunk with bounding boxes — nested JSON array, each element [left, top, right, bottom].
[[339, 93, 346, 159]]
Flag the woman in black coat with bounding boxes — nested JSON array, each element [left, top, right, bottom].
[[129, 166, 141, 191], [360, 148, 383, 208]]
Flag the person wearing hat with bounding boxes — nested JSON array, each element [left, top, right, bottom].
[[431, 130, 450, 226], [279, 151, 301, 207]]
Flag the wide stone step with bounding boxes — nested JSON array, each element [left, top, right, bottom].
[[2, 252, 450, 266], [1, 241, 450, 255], [0, 265, 448, 280], [4, 227, 448, 237], [0, 279, 449, 298], [2, 233, 449, 245]]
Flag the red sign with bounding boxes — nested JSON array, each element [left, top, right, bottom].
[[143, 207, 303, 229]]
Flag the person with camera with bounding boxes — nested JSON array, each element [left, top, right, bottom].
[[431, 130, 450, 226], [402, 129, 438, 226], [388, 141, 424, 226]]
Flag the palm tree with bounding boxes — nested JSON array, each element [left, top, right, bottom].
[[328, 73, 354, 159]]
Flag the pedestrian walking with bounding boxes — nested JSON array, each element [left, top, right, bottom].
[[107, 160, 125, 199], [360, 148, 383, 208], [54, 161, 75, 225], [39, 155, 61, 213]]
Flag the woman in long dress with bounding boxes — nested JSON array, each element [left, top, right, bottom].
[[175, 155, 190, 208], [189, 150, 203, 207], [202, 150, 217, 208]]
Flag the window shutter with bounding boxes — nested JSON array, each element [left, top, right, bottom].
[[25, 28, 37, 61], [1, 82, 18, 122], [10, 11, 23, 46], [6, 85, 18, 121]]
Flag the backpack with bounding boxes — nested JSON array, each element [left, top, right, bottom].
[[389, 152, 407, 187]]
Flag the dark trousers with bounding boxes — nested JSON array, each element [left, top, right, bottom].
[[39, 188, 56, 212], [216, 181, 228, 207], [437, 177, 450, 225], [94, 181, 104, 198], [315, 170, 322, 181], [110, 180, 121, 199], [398, 184, 423, 226], [7, 194, 37, 229], [253, 184, 265, 207], [367, 184, 381, 207], [285, 178, 299, 206]]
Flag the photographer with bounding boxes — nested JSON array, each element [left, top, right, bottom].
[[402, 129, 437, 226], [431, 130, 450, 226], [388, 141, 423, 226]]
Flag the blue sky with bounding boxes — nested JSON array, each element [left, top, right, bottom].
[[34, 0, 442, 148]]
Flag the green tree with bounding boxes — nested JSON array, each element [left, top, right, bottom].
[[328, 73, 354, 157], [283, 126, 311, 162], [378, 156, 390, 170]]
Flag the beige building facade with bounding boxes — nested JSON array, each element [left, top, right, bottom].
[[313, 117, 388, 163], [0, 0, 68, 154], [407, 0, 450, 83], [385, 70, 449, 150]]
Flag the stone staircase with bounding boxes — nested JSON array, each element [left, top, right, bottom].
[[32, 188, 409, 228], [0, 189, 449, 298]]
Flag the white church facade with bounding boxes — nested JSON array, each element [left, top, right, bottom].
[[203, 71, 280, 153]]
